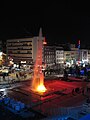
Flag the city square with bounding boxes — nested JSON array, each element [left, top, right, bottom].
[[1, 1, 90, 120]]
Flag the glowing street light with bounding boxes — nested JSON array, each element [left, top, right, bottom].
[[0, 52, 2, 56], [0, 52, 3, 65]]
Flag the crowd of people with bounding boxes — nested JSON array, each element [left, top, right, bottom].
[[64, 64, 90, 81]]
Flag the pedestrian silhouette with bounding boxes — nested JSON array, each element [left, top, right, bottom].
[[16, 73, 19, 79], [64, 68, 68, 81]]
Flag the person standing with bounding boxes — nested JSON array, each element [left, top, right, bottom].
[[64, 68, 68, 81], [16, 73, 19, 79]]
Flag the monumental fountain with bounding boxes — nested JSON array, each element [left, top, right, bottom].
[[32, 28, 47, 93]]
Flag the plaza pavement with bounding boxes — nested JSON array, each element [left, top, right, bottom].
[[0, 71, 32, 85]]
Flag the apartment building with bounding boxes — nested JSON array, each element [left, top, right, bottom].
[[55, 46, 64, 64], [43, 45, 55, 66], [7, 37, 44, 64]]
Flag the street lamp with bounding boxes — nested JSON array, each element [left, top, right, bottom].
[[0, 52, 3, 65], [0, 52, 2, 56]]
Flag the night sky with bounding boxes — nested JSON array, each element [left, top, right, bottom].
[[1, 1, 90, 47]]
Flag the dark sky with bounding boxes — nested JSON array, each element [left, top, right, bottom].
[[1, 1, 90, 47]]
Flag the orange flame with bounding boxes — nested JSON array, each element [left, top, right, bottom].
[[37, 84, 47, 93]]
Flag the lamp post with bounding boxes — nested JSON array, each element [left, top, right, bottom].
[[0, 52, 3, 66]]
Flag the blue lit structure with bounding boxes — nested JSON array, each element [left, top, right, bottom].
[[80, 68, 90, 75], [0, 97, 35, 118], [79, 114, 90, 120]]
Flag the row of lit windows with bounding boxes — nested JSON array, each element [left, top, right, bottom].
[[8, 50, 32, 54], [45, 59, 54, 63], [17, 48, 32, 50], [44, 52, 54, 54], [7, 42, 32, 46], [56, 51, 63, 54], [56, 59, 63, 62], [9, 54, 32, 57], [56, 55, 63, 58], [44, 55, 54, 58], [7, 40, 32, 43], [45, 58, 54, 60], [7, 46, 32, 50]]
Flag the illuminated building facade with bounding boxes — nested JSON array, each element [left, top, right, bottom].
[[88, 50, 90, 64], [43, 45, 55, 66], [64, 50, 78, 66], [6, 38, 90, 66], [43, 46, 64, 67], [7, 37, 44, 64], [80, 49, 88, 64], [55, 46, 64, 64], [0, 41, 6, 65]]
